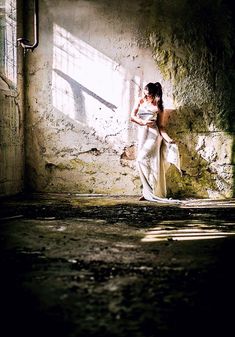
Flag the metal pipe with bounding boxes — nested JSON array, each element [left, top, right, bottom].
[[17, 0, 39, 52]]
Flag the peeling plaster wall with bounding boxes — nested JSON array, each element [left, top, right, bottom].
[[0, 84, 23, 196], [0, 0, 24, 197], [24, 0, 235, 198]]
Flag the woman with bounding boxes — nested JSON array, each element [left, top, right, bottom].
[[131, 82, 181, 203]]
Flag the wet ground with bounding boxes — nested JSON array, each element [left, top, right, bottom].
[[0, 193, 235, 337]]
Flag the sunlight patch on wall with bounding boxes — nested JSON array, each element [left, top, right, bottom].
[[52, 23, 139, 140]]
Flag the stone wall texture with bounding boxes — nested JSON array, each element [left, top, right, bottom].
[[23, 0, 235, 198], [0, 84, 24, 196], [0, 0, 24, 197]]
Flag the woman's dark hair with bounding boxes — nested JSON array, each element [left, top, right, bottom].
[[144, 82, 164, 112]]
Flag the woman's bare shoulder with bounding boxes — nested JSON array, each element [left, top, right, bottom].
[[134, 97, 144, 108]]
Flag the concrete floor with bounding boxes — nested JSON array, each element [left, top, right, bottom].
[[0, 193, 235, 337]]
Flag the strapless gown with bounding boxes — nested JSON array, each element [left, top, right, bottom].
[[137, 101, 181, 204]]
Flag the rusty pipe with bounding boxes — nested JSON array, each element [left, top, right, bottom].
[[17, 0, 39, 52]]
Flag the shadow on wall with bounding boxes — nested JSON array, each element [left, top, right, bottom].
[[25, 0, 235, 197], [161, 106, 218, 198], [24, 7, 147, 193], [51, 23, 139, 141], [53, 69, 117, 123], [147, 0, 235, 198]]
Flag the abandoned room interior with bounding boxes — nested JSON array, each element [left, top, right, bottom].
[[0, 1, 235, 336]]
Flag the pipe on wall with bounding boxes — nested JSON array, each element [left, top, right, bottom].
[[17, 0, 39, 52]]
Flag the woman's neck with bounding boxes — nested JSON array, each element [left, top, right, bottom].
[[145, 97, 156, 105]]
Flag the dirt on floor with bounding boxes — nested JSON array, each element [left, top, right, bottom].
[[0, 193, 235, 337]]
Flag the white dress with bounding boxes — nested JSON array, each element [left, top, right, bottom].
[[137, 101, 181, 204]]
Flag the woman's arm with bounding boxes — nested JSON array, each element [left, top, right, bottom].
[[130, 99, 155, 127], [157, 110, 174, 143]]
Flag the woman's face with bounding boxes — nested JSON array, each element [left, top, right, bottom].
[[144, 90, 154, 101]]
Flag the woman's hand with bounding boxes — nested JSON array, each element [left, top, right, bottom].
[[143, 120, 156, 127], [168, 139, 176, 144]]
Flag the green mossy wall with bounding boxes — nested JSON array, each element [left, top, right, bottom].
[[141, 0, 235, 197], [145, 0, 235, 131]]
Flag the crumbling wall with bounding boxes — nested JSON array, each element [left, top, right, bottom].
[[147, 0, 235, 198], [0, 0, 24, 197], [24, 0, 235, 198], [0, 81, 24, 196]]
